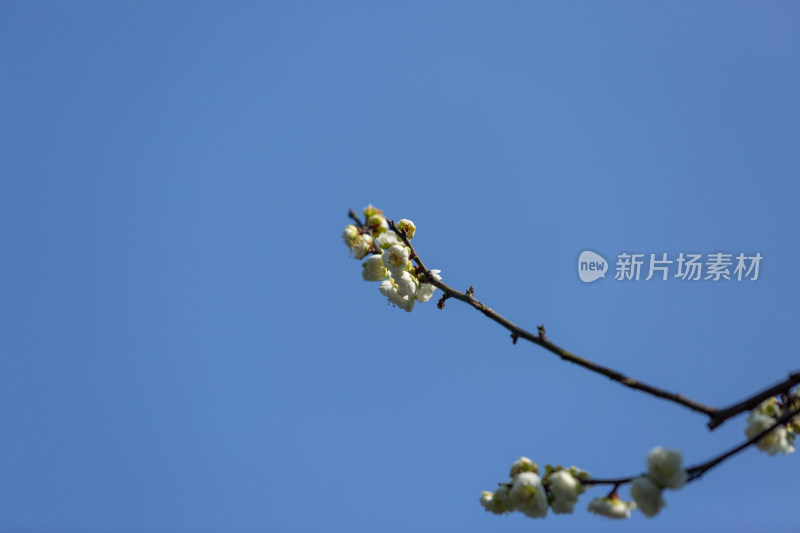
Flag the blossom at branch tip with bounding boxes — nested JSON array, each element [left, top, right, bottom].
[[351, 234, 373, 260], [630, 476, 665, 517], [362, 255, 388, 282], [397, 218, 416, 238], [345, 207, 442, 312], [647, 447, 687, 489], [587, 496, 636, 519], [509, 472, 549, 518], [382, 244, 410, 273]]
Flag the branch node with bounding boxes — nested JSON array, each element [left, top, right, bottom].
[[510, 333, 519, 345], [436, 293, 450, 310], [537, 324, 547, 341], [466, 286, 475, 298]]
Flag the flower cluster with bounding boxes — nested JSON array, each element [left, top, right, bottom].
[[479, 458, 594, 519], [343, 205, 440, 312], [480, 448, 685, 521], [629, 447, 686, 517], [744, 395, 798, 456]]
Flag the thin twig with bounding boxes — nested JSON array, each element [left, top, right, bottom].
[[708, 372, 800, 430], [581, 404, 800, 487], [350, 210, 798, 430], [687, 404, 800, 481], [348, 209, 365, 229], [385, 219, 718, 418]]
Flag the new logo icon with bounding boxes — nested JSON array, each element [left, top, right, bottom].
[[578, 250, 608, 283]]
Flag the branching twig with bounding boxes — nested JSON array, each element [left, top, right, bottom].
[[385, 218, 719, 418], [708, 372, 800, 430], [349, 210, 800, 430], [581, 404, 800, 487], [348, 209, 364, 229]]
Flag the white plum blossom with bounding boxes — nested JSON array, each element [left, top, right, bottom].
[[630, 476, 665, 517], [746, 411, 795, 456], [587, 496, 636, 519], [395, 271, 418, 298], [416, 283, 436, 302], [755, 397, 782, 418], [397, 218, 416, 238], [346, 206, 442, 313], [382, 244, 410, 273], [361, 255, 387, 282], [509, 457, 538, 477], [351, 234, 372, 260], [342, 225, 358, 248], [647, 447, 687, 489], [479, 491, 507, 515], [548, 470, 582, 500], [548, 470, 582, 515], [509, 472, 549, 519], [379, 278, 415, 312], [416, 269, 441, 302], [480, 459, 594, 521], [376, 231, 402, 250]]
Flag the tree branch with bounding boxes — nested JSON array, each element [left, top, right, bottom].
[[348, 209, 799, 430], [384, 218, 718, 419], [348, 209, 364, 229], [707, 372, 800, 429], [581, 404, 800, 487]]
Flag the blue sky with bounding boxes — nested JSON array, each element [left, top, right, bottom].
[[1, 2, 798, 532]]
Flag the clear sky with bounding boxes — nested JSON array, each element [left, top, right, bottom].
[[1, 2, 798, 532]]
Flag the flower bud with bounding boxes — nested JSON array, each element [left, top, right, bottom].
[[367, 214, 389, 235], [510, 457, 538, 477], [646, 447, 686, 489], [397, 218, 416, 238], [342, 225, 359, 248], [363, 204, 382, 217]]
